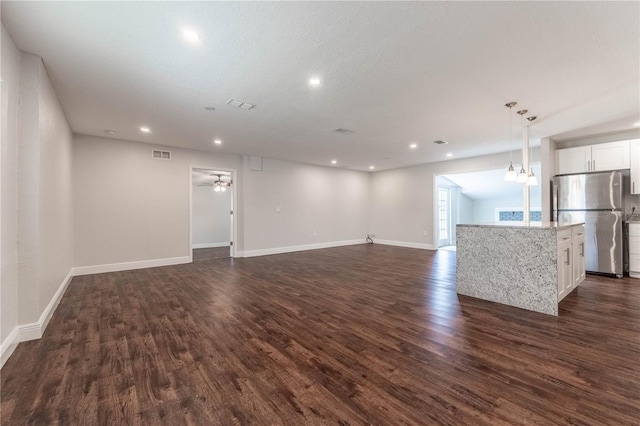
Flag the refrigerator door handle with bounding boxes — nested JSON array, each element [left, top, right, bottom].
[[552, 184, 558, 221]]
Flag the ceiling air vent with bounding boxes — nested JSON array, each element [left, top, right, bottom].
[[334, 128, 354, 135], [152, 150, 171, 160], [433, 140, 449, 145], [226, 98, 256, 110]]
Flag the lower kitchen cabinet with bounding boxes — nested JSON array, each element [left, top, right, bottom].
[[557, 225, 586, 302], [629, 223, 640, 278], [572, 225, 586, 287], [557, 230, 572, 302]]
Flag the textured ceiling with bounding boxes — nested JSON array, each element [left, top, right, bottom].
[[2, 2, 639, 171]]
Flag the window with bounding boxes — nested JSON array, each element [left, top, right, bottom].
[[439, 189, 448, 240]]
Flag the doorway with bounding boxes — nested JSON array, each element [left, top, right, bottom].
[[191, 168, 235, 261]]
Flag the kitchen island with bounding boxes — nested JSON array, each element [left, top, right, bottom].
[[456, 221, 585, 316]]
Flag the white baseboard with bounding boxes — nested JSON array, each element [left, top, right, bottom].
[[72, 255, 191, 276], [1, 269, 73, 368], [243, 239, 363, 258], [374, 239, 435, 250], [0, 327, 20, 369], [192, 242, 230, 249]]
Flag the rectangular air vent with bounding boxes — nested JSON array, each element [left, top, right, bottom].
[[152, 150, 171, 160], [433, 140, 448, 145], [334, 128, 354, 135], [226, 98, 256, 110]]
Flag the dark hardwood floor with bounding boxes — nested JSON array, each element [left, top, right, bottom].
[[1, 244, 639, 425]]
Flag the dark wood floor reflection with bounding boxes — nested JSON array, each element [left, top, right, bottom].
[[192, 246, 230, 261], [1, 245, 639, 425]]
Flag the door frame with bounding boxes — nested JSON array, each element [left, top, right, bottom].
[[189, 165, 238, 261]]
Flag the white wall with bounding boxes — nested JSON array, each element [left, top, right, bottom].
[[369, 150, 524, 248], [38, 60, 74, 316], [1, 23, 21, 358], [243, 157, 369, 254], [1, 24, 74, 366], [192, 183, 231, 247], [459, 194, 473, 225], [473, 196, 524, 223], [73, 135, 242, 269]]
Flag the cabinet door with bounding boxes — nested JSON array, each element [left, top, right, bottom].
[[557, 146, 590, 175], [557, 240, 572, 301], [572, 234, 586, 287], [630, 140, 640, 194], [591, 141, 630, 172]]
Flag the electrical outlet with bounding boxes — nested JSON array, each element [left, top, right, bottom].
[[275, 206, 281, 213], [423, 231, 428, 237], [313, 229, 317, 236]]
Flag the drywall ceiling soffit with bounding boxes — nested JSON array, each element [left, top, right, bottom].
[[2, 2, 638, 171]]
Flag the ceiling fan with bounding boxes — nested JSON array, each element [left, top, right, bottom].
[[197, 173, 232, 192], [212, 174, 231, 192]]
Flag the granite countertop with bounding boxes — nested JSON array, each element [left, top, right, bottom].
[[458, 221, 584, 230]]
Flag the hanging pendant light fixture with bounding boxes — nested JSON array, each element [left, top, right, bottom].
[[515, 109, 529, 183], [526, 116, 538, 186], [504, 102, 518, 182]]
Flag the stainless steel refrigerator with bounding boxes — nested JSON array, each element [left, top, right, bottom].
[[553, 171, 624, 277]]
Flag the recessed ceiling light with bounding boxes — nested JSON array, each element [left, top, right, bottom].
[[309, 77, 321, 87], [104, 130, 117, 136], [446, 153, 453, 157], [433, 140, 448, 145], [213, 139, 222, 145], [331, 159, 337, 165], [410, 143, 417, 149], [203, 106, 216, 111], [182, 29, 201, 43], [140, 127, 150, 133], [369, 165, 375, 170], [634, 122, 640, 127]]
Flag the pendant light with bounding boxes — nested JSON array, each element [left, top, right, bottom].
[[504, 102, 518, 182], [526, 116, 538, 186], [515, 109, 529, 183]]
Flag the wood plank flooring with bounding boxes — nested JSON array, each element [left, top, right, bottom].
[[1, 244, 639, 425]]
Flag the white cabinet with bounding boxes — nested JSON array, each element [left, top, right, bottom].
[[591, 141, 630, 172], [630, 139, 640, 194], [557, 225, 586, 302], [572, 226, 586, 287], [556, 140, 630, 175], [557, 231, 572, 302], [557, 146, 591, 174], [629, 224, 640, 279]]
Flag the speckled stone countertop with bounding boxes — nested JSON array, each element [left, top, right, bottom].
[[459, 221, 584, 230]]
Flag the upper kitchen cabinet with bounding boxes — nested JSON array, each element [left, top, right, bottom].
[[631, 139, 640, 194], [556, 140, 630, 175]]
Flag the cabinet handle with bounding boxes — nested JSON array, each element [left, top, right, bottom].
[[565, 248, 570, 265], [587, 160, 590, 171], [580, 242, 584, 257], [592, 159, 595, 170]]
